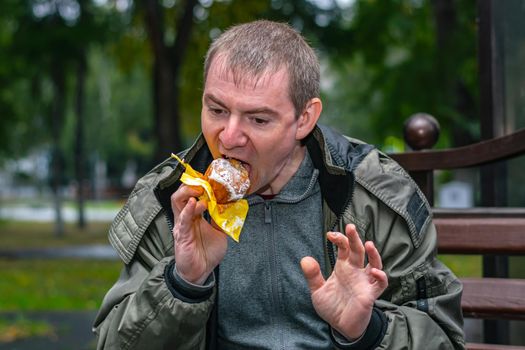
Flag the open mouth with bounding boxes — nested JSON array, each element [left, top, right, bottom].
[[222, 155, 251, 174]]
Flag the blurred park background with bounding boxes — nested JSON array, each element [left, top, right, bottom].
[[0, 0, 524, 348]]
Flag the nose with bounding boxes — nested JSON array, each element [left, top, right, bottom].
[[219, 117, 248, 150]]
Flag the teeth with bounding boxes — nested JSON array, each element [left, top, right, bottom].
[[221, 155, 246, 166]]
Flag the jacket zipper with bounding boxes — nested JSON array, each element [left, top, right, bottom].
[[164, 209, 174, 232], [263, 201, 286, 350], [326, 172, 356, 269], [258, 170, 319, 350]]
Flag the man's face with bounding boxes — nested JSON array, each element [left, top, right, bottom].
[[201, 58, 306, 195]]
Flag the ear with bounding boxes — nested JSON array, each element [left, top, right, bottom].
[[296, 97, 322, 140]]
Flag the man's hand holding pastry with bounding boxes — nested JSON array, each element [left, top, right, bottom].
[[171, 157, 251, 285], [171, 185, 227, 285]]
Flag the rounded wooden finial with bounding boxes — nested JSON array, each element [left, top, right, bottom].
[[403, 113, 440, 150]]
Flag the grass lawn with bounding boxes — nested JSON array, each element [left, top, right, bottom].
[[0, 258, 122, 310], [0, 221, 111, 250], [0, 219, 121, 345], [0, 220, 121, 311]]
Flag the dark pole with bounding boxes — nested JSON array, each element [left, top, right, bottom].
[[74, 52, 87, 228], [478, 0, 509, 344]]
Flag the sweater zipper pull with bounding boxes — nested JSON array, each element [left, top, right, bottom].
[[264, 202, 272, 224]]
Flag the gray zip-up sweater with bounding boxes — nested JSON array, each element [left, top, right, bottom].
[[217, 153, 329, 349]]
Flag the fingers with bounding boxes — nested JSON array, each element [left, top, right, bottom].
[[345, 224, 365, 266], [364, 241, 388, 294], [171, 185, 204, 215], [330, 225, 385, 277], [364, 241, 383, 270], [328, 224, 365, 267], [174, 197, 198, 244], [327, 231, 350, 260], [368, 267, 389, 295], [194, 197, 208, 217], [326, 224, 388, 299], [301, 256, 325, 293], [174, 192, 209, 237]]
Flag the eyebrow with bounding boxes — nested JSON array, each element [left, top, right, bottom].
[[203, 94, 227, 109], [203, 93, 279, 117]]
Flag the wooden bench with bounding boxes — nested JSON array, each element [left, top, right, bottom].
[[389, 114, 525, 350]]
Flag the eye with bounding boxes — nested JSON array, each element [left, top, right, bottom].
[[209, 107, 227, 117], [251, 116, 269, 126]]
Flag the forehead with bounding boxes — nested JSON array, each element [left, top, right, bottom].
[[205, 54, 290, 92]]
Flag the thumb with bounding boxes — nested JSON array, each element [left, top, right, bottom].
[[301, 256, 325, 293]]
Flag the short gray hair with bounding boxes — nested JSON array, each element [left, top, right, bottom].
[[203, 20, 320, 117]]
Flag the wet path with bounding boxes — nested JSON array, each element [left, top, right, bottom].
[[0, 244, 118, 260], [0, 206, 119, 222]]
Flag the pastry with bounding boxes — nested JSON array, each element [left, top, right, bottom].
[[205, 158, 250, 204]]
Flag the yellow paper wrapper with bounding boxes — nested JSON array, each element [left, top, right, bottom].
[[171, 154, 249, 242]]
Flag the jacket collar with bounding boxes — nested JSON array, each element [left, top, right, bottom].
[[306, 124, 374, 220]]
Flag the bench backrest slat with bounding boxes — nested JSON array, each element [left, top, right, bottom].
[[461, 278, 525, 320], [435, 217, 525, 254]]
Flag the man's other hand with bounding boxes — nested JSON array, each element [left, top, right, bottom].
[[301, 224, 388, 341]]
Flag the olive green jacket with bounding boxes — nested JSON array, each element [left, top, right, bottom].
[[93, 125, 465, 349]]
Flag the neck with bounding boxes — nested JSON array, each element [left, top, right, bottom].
[[258, 145, 306, 196]]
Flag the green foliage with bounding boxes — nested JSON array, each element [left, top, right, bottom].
[[438, 255, 481, 278], [0, 0, 133, 169], [440, 255, 525, 279], [0, 0, 481, 179], [0, 2, 32, 159], [78, 46, 154, 176], [268, 0, 479, 148]]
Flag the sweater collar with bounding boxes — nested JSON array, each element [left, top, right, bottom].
[[247, 151, 320, 204]]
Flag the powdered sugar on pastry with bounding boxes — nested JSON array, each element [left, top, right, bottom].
[[205, 158, 250, 203]]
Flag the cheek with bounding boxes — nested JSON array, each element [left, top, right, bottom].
[[254, 137, 294, 171], [201, 115, 213, 138], [265, 132, 296, 155], [201, 118, 221, 156]]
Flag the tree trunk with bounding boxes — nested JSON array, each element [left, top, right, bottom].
[[50, 61, 66, 238], [74, 52, 87, 228], [431, 0, 477, 146], [154, 48, 179, 162], [142, 0, 197, 162]]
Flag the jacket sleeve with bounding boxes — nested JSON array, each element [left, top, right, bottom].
[[352, 194, 465, 350], [93, 220, 215, 350]]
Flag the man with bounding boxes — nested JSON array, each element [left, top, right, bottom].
[[94, 20, 465, 349]]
